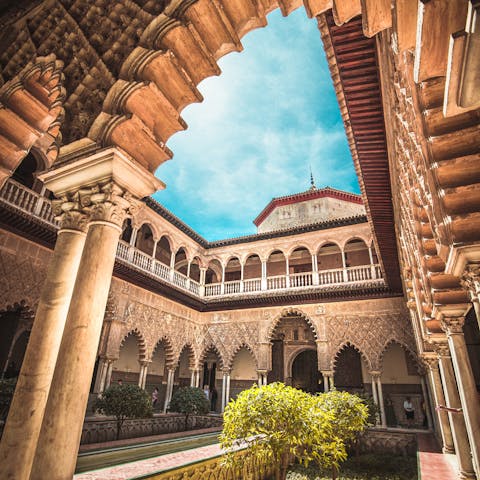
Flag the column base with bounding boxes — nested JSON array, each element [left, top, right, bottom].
[[459, 470, 477, 480], [442, 446, 455, 454]]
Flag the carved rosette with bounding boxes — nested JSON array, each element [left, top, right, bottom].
[[440, 316, 465, 335]]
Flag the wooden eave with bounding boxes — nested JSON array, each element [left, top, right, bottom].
[[320, 13, 403, 293]]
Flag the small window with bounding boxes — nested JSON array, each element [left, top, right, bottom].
[[293, 329, 299, 341]]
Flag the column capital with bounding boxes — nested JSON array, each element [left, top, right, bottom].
[[139, 360, 151, 367], [420, 354, 439, 370], [369, 370, 382, 378], [432, 341, 451, 358], [55, 208, 89, 233], [460, 262, 480, 294], [440, 316, 465, 335], [320, 370, 334, 377]]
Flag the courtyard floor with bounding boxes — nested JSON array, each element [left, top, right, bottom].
[[74, 432, 459, 480]]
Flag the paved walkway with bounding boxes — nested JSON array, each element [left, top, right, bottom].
[[417, 433, 458, 480], [74, 442, 223, 480]]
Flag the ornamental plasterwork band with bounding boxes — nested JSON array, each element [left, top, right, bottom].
[[52, 181, 142, 230]]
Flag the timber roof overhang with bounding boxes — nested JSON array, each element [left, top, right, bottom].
[[320, 13, 403, 294]]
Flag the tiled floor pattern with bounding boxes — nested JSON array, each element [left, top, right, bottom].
[[417, 433, 458, 480]]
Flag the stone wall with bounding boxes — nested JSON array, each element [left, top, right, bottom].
[[81, 414, 223, 445]]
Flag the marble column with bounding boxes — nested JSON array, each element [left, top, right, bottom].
[[226, 371, 231, 404], [261, 260, 267, 290], [436, 342, 476, 479], [163, 368, 175, 413], [29, 148, 162, 480], [190, 369, 196, 387], [376, 376, 387, 428], [442, 316, 480, 477], [461, 264, 480, 330], [222, 372, 227, 411], [321, 371, 333, 392], [312, 254, 319, 285], [0, 210, 87, 480], [423, 355, 454, 453], [420, 375, 433, 430], [94, 357, 110, 394], [105, 360, 114, 389], [199, 267, 207, 297], [139, 361, 149, 389], [31, 190, 138, 480]]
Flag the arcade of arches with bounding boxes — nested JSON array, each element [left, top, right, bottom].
[[0, 1, 479, 480]]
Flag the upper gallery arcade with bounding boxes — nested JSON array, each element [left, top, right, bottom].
[[0, 1, 479, 480]]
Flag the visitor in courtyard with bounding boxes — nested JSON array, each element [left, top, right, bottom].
[[152, 387, 159, 408], [403, 396, 414, 427], [203, 384, 209, 400], [117, 379, 123, 386], [385, 395, 397, 427], [210, 386, 218, 412]]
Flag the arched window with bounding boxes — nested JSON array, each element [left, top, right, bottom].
[[135, 223, 155, 256]]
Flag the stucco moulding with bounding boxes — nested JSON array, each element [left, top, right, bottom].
[[38, 147, 165, 199]]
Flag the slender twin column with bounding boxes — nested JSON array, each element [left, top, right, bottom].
[[221, 370, 231, 412], [257, 370, 268, 386], [138, 361, 150, 389], [31, 183, 141, 480], [422, 355, 454, 453], [321, 370, 334, 392], [441, 316, 480, 477], [435, 342, 476, 479], [0, 212, 87, 480], [0, 148, 163, 480], [95, 357, 116, 394], [163, 368, 176, 413], [370, 371, 386, 427]]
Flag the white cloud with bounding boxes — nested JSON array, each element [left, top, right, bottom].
[[154, 8, 359, 240]]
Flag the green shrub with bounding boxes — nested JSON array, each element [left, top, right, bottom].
[[94, 384, 152, 439], [221, 383, 368, 480], [169, 386, 210, 430]]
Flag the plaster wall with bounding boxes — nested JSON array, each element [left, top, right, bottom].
[[258, 197, 366, 233]]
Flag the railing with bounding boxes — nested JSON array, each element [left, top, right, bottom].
[[0, 178, 386, 301], [0, 178, 57, 226], [318, 268, 344, 285], [267, 275, 286, 290], [290, 272, 313, 288]]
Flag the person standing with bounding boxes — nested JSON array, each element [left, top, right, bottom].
[[203, 384, 210, 401], [152, 387, 159, 408], [210, 386, 218, 412], [403, 396, 415, 427]]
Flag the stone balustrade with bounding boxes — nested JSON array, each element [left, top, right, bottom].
[[0, 178, 386, 301]]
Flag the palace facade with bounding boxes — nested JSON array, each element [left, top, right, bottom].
[[0, 1, 479, 480]]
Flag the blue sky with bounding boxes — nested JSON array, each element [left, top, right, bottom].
[[152, 7, 359, 241]]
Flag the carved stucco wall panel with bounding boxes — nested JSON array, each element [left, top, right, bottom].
[[0, 230, 51, 312]]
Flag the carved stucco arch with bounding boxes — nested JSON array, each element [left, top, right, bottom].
[[377, 339, 422, 375], [0, 54, 65, 187], [227, 342, 258, 371], [198, 343, 225, 371], [174, 343, 196, 370], [330, 341, 372, 372], [151, 335, 176, 369], [266, 307, 318, 343], [118, 328, 148, 363]]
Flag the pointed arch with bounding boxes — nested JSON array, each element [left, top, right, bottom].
[[151, 336, 175, 369], [119, 329, 147, 362], [227, 343, 258, 370], [378, 339, 421, 374], [267, 307, 318, 342], [199, 344, 225, 370], [331, 341, 372, 372], [175, 343, 196, 370]]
